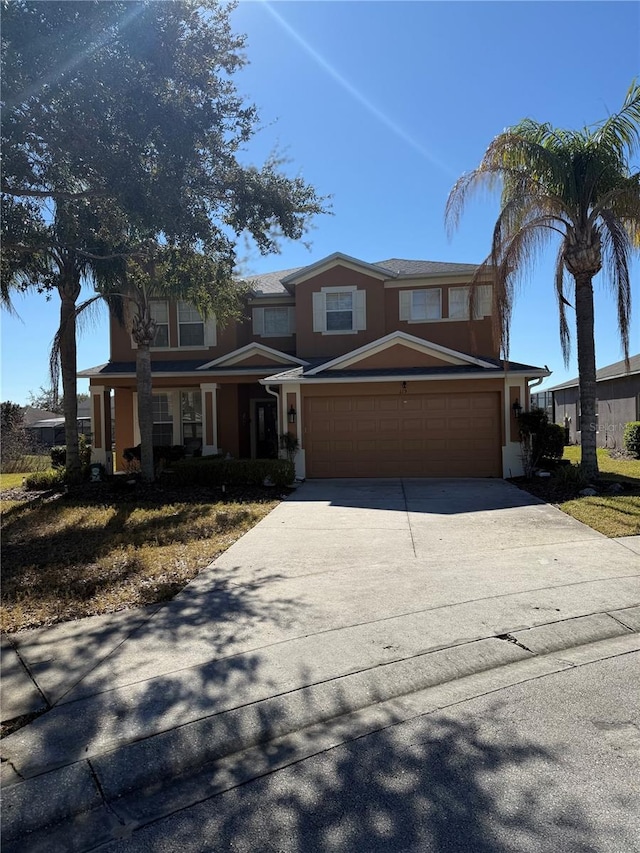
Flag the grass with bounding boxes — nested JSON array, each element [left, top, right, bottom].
[[0, 472, 28, 490], [556, 447, 640, 537], [1, 493, 278, 633], [561, 446, 640, 481]]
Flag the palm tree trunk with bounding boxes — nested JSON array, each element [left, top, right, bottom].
[[574, 273, 599, 479], [58, 271, 82, 484], [136, 343, 155, 482]]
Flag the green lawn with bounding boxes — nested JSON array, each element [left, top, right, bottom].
[[562, 446, 640, 481], [558, 447, 640, 537], [0, 472, 29, 491]]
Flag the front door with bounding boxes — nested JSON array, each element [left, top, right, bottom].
[[254, 400, 278, 459]]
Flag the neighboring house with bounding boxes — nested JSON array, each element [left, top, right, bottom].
[[535, 355, 640, 449], [22, 402, 92, 450], [79, 252, 550, 478]]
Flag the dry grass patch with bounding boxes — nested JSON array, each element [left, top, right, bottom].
[[1, 495, 278, 632]]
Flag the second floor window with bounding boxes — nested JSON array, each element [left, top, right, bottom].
[[252, 306, 295, 337], [150, 301, 169, 348], [313, 287, 366, 334], [448, 285, 492, 320], [326, 292, 353, 330], [178, 301, 205, 347], [399, 289, 442, 322]]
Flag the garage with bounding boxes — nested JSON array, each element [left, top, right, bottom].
[[304, 391, 502, 478]]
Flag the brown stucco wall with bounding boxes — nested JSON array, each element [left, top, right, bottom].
[[109, 304, 241, 363], [383, 286, 497, 357], [344, 345, 461, 370], [295, 267, 386, 358]]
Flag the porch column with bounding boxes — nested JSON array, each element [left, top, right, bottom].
[[90, 386, 113, 471], [282, 382, 304, 479], [200, 383, 219, 456]]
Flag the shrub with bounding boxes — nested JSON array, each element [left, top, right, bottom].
[[518, 408, 565, 475], [50, 435, 92, 469], [539, 423, 565, 463], [623, 422, 640, 458], [122, 445, 187, 466], [167, 457, 295, 488], [551, 463, 590, 491], [24, 468, 66, 490]]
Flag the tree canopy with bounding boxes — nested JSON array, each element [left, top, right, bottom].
[[446, 82, 640, 477], [2, 0, 327, 480]]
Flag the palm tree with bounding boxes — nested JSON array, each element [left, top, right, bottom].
[[446, 82, 640, 478], [2, 200, 124, 483]]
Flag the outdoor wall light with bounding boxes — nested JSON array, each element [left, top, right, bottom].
[[512, 399, 523, 418], [288, 405, 297, 424]]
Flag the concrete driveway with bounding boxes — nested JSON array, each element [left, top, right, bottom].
[[3, 479, 640, 851]]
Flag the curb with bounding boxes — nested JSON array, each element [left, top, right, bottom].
[[2, 610, 640, 852]]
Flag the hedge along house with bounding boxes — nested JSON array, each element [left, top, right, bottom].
[[542, 354, 640, 449], [79, 252, 550, 478]]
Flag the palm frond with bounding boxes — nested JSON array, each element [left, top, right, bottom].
[[554, 249, 572, 366], [598, 209, 633, 368], [593, 80, 640, 159]]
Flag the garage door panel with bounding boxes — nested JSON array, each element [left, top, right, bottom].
[[305, 392, 501, 478]]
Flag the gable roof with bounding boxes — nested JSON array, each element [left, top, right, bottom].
[[245, 254, 485, 296], [544, 354, 640, 392], [304, 331, 497, 375], [198, 343, 307, 370]]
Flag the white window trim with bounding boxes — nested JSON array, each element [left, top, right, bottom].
[[448, 285, 492, 321], [313, 286, 366, 335], [399, 288, 442, 323], [177, 302, 217, 349], [252, 306, 296, 338]]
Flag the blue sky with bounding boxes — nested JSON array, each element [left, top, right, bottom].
[[2, 0, 638, 404]]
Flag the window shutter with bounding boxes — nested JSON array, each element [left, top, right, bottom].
[[312, 292, 326, 332], [252, 307, 265, 336], [204, 316, 217, 347], [399, 291, 412, 321], [354, 290, 366, 330], [288, 307, 296, 334]]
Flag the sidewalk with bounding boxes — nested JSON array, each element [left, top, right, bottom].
[[2, 479, 639, 851]]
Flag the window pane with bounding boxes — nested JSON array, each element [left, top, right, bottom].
[[152, 423, 173, 446], [449, 287, 469, 320], [153, 324, 169, 347], [178, 302, 202, 323], [179, 324, 204, 346], [326, 292, 352, 311], [411, 290, 427, 319], [327, 310, 353, 331], [152, 394, 171, 421], [264, 307, 289, 335], [181, 391, 202, 423], [150, 301, 168, 323]]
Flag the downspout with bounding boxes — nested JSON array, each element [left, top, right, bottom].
[[527, 375, 546, 410]]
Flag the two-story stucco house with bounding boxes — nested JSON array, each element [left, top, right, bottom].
[[79, 252, 550, 478]]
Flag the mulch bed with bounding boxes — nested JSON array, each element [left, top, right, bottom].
[[510, 475, 634, 505]]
